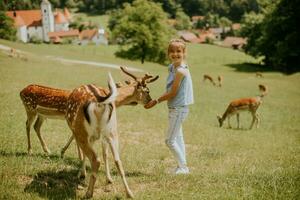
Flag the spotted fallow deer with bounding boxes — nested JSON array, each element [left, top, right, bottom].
[[20, 67, 158, 157], [217, 84, 268, 129], [64, 73, 123, 198], [66, 69, 156, 198], [203, 74, 216, 86], [61, 67, 159, 187], [20, 85, 71, 154]]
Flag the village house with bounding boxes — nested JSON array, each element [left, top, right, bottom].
[[6, 0, 72, 43], [6, 0, 108, 45], [222, 36, 247, 49]]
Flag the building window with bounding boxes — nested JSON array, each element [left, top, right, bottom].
[[44, 9, 46, 13]]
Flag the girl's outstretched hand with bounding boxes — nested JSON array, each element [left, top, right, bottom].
[[144, 100, 157, 109]]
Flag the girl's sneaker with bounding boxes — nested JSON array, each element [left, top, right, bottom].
[[175, 166, 190, 174]]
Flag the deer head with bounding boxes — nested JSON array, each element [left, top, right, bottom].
[[119, 66, 159, 106]]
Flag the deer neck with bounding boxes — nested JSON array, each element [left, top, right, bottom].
[[115, 86, 136, 107]]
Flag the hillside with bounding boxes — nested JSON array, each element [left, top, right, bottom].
[[0, 39, 299, 199]]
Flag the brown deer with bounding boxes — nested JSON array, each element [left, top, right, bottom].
[[64, 73, 123, 198], [203, 74, 216, 86], [20, 85, 71, 154], [256, 72, 263, 78], [65, 68, 159, 198], [20, 67, 159, 156], [217, 84, 268, 129], [217, 75, 223, 87]]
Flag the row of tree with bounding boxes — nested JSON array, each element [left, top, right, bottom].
[[0, 0, 298, 72], [1, 0, 260, 22], [240, 0, 299, 73]]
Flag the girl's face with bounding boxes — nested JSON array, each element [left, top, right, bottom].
[[168, 44, 185, 66]]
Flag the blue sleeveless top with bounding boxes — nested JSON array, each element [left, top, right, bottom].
[[166, 64, 194, 108]]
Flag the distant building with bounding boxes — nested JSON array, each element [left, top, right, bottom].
[[79, 28, 108, 45], [178, 31, 201, 43], [6, 0, 72, 43], [222, 36, 247, 49]]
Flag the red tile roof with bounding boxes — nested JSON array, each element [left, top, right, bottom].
[[14, 15, 26, 27], [55, 11, 67, 24], [178, 31, 201, 43], [6, 10, 42, 27], [79, 29, 98, 40], [48, 30, 79, 38], [63, 8, 72, 21]]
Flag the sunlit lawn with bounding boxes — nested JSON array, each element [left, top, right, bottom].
[[0, 39, 299, 199]]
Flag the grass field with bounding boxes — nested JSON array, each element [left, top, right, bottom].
[[0, 39, 299, 200]]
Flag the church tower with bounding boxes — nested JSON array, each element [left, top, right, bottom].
[[41, 0, 54, 42]]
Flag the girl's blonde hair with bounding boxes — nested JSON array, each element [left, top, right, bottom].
[[167, 39, 186, 55]]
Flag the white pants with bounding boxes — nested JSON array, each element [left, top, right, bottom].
[[165, 106, 189, 168]]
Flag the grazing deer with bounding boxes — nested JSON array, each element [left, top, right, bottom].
[[256, 72, 263, 78], [203, 74, 216, 86], [217, 75, 223, 87], [217, 85, 268, 129], [9, 48, 17, 57]]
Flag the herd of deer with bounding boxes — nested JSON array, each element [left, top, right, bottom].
[[19, 66, 267, 198], [9, 48, 28, 61], [203, 73, 268, 130]]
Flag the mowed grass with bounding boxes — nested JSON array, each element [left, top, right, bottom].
[[0, 39, 299, 200]]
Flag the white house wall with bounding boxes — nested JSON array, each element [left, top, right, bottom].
[[27, 26, 43, 41], [55, 23, 69, 32], [17, 26, 28, 43]]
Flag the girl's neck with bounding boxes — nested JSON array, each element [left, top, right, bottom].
[[172, 61, 185, 68]]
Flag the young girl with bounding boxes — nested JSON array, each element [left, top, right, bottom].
[[145, 39, 194, 174]]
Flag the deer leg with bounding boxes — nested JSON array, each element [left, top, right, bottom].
[[25, 112, 36, 155], [60, 135, 74, 158], [255, 113, 260, 128], [33, 116, 50, 154], [77, 154, 87, 179], [82, 144, 100, 199], [249, 112, 256, 129], [107, 135, 133, 198], [102, 139, 113, 184], [236, 113, 240, 129], [227, 116, 232, 129]]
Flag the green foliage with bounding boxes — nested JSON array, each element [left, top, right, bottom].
[[0, 39, 299, 200], [241, 0, 300, 73], [109, 0, 174, 64], [240, 12, 264, 56], [0, 11, 17, 41], [174, 9, 191, 30]]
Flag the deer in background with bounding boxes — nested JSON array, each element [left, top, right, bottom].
[[20, 67, 159, 157], [203, 74, 216, 86], [256, 72, 264, 78], [217, 84, 268, 129]]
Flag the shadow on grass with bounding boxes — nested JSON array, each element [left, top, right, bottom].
[[0, 150, 81, 168], [225, 62, 277, 73], [24, 169, 81, 200]]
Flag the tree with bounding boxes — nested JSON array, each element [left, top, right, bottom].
[[0, 11, 17, 41], [109, 0, 174, 64], [174, 9, 191, 30], [240, 0, 300, 73]]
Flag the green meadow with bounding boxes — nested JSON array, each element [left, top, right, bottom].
[[0, 39, 299, 199]]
